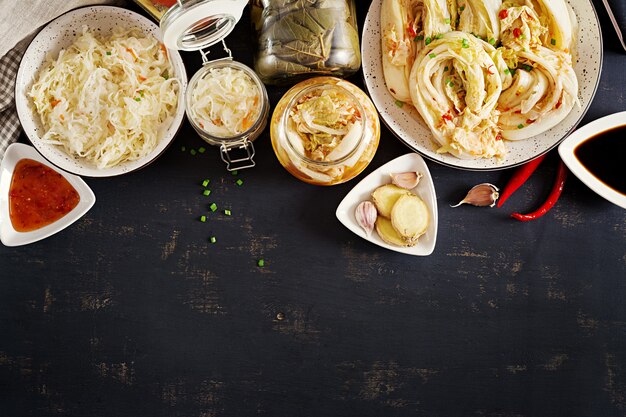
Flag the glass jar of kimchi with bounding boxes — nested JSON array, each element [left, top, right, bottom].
[[271, 77, 380, 186]]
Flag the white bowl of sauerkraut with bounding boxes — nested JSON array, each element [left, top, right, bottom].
[[15, 6, 188, 177]]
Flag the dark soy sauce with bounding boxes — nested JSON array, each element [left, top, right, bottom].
[[574, 125, 626, 195]]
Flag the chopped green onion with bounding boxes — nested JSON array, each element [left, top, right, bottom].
[[134, 97, 141, 102], [444, 18, 451, 24], [448, 81, 455, 87], [459, 5, 465, 11], [461, 38, 470, 48], [425, 37, 432, 45], [202, 179, 210, 187], [521, 64, 533, 71], [231, 170, 238, 176], [190, 149, 197, 156], [414, 35, 424, 41], [257, 259, 265, 267], [203, 189, 211, 196], [200, 215, 206, 222], [210, 236, 217, 244], [209, 203, 217, 212], [517, 124, 524, 129], [106, 51, 112, 56], [489, 38, 496, 45], [429, 53, 437, 58], [444, 66, 449, 72], [198, 147, 206, 154], [551, 38, 556, 46], [435, 34, 443, 40], [236, 179, 244, 186], [138, 90, 144, 97], [395, 100, 404, 108], [224, 210, 231, 216]]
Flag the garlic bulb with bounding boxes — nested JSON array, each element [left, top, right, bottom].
[[390, 172, 423, 189], [355, 201, 378, 236], [451, 183, 500, 207]]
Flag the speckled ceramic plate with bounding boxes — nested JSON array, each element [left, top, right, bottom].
[[15, 6, 188, 177], [362, 0, 603, 171]]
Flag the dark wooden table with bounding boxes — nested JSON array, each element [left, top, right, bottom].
[[2, 1, 626, 416]]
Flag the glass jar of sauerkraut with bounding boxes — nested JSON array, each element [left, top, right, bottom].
[[139, 0, 270, 170], [186, 59, 269, 169], [271, 77, 380, 185], [251, 0, 361, 85]]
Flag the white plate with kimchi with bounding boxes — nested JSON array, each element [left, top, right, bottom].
[[362, 0, 602, 170], [15, 6, 187, 177]]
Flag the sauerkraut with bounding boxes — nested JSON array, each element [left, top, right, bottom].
[[29, 27, 179, 169], [188, 66, 261, 138]]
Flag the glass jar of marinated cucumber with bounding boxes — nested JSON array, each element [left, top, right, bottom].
[[251, 0, 361, 85], [271, 77, 380, 186]]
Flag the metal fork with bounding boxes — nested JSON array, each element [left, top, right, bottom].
[[602, 0, 626, 52]]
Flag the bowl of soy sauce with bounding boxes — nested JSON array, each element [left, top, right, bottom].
[[559, 111, 626, 209]]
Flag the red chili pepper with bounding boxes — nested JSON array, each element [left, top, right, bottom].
[[407, 25, 417, 38], [499, 9, 508, 19], [513, 27, 521, 38], [497, 154, 547, 208], [510, 161, 568, 221]]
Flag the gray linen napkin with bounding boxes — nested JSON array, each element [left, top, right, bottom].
[[0, 0, 125, 161]]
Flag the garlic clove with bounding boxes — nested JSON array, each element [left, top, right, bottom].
[[390, 171, 423, 189], [355, 201, 378, 236], [451, 183, 499, 208]]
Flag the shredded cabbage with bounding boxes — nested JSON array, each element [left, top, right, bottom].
[[188, 66, 261, 138], [29, 27, 179, 169]]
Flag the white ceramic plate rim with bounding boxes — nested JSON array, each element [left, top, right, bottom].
[[558, 111, 626, 209], [15, 5, 188, 177], [336, 153, 438, 256], [361, 0, 603, 171], [0, 143, 96, 247]]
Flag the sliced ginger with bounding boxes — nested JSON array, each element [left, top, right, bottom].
[[390, 194, 429, 244], [366, 181, 430, 248], [371, 184, 411, 218]]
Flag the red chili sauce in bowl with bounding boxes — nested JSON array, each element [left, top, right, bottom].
[[9, 159, 80, 232]]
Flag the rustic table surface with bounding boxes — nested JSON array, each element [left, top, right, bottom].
[[1, 1, 625, 416]]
